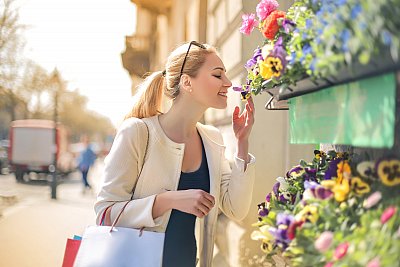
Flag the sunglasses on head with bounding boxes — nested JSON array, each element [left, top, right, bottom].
[[179, 41, 206, 80]]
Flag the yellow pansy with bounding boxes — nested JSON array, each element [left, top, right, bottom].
[[321, 180, 336, 190], [251, 225, 274, 253], [296, 205, 319, 224], [337, 161, 351, 184], [332, 178, 350, 202], [265, 57, 283, 77], [259, 60, 273, 79], [350, 177, 371, 195], [377, 159, 400, 186]]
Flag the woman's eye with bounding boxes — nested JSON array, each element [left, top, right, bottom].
[[213, 75, 222, 79]]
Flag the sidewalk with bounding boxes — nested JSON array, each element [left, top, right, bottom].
[[0, 164, 102, 267]]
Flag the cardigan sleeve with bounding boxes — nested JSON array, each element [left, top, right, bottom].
[[218, 136, 256, 221], [94, 118, 161, 228]]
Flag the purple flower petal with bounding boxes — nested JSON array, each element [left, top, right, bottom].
[[324, 158, 342, 180], [273, 182, 280, 196], [276, 213, 294, 226]]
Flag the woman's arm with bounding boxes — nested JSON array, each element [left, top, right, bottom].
[[233, 97, 255, 166], [218, 96, 256, 221], [95, 119, 160, 228]]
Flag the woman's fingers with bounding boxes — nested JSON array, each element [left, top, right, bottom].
[[196, 203, 211, 218], [233, 106, 240, 120], [248, 96, 255, 112], [202, 192, 215, 206]]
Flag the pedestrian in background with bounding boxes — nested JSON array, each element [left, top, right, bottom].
[[95, 41, 256, 267], [78, 140, 96, 193]]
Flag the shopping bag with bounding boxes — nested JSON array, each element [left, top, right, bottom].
[[73, 225, 165, 267], [61, 235, 82, 267]]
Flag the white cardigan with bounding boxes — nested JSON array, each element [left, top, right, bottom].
[[95, 115, 256, 267]]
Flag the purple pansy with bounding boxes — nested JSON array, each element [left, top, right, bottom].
[[313, 187, 333, 200], [282, 19, 296, 33], [266, 192, 272, 203], [324, 158, 342, 180], [245, 48, 263, 69], [304, 168, 317, 181], [276, 213, 294, 226], [273, 182, 280, 195], [304, 180, 319, 190]]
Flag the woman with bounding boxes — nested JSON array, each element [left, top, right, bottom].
[[95, 41, 256, 267]]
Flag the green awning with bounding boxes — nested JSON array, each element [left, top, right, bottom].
[[289, 72, 396, 148]]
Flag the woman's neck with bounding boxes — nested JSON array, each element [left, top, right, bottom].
[[159, 99, 206, 143]]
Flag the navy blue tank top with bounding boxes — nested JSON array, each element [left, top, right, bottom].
[[162, 137, 210, 267]]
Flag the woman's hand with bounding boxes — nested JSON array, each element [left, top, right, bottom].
[[232, 97, 255, 142], [173, 189, 215, 218], [153, 189, 215, 219], [232, 97, 255, 163]]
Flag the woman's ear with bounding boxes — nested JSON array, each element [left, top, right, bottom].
[[180, 74, 193, 93]]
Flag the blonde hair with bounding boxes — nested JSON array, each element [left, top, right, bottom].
[[125, 42, 216, 119]]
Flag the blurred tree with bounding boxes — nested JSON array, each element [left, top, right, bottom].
[[0, 0, 26, 137], [18, 60, 54, 118], [0, 86, 27, 138], [58, 88, 114, 142], [0, 0, 25, 89], [0, 1, 114, 142]]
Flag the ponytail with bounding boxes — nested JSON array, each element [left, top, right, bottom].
[[125, 71, 164, 119]]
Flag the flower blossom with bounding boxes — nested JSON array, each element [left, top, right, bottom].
[[287, 220, 303, 240], [376, 159, 400, 186], [336, 160, 351, 183], [332, 178, 350, 202], [240, 13, 258, 35], [314, 231, 334, 252], [334, 242, 349, 260], [245, 48, 263, 69], [261, 10, 286, 40], [366, 258, 380, 267], [296, 205, 319, 224], [256, 0, 279, 21], [381, 206, 397, 224], [350, 177, 371, 195], [363, 191, 382, 209]]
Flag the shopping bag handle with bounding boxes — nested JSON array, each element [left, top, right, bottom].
[[100, 120, 150, 233]]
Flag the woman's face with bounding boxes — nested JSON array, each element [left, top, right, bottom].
[[189, 53, 232, 109]]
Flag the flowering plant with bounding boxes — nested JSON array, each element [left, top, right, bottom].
[[252, 151, 400, 266], [236, 0, 400, 99]]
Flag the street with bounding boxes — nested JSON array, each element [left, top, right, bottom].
[[0, 159, 103, 267]]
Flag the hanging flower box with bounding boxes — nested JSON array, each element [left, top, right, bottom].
[[235, 0, 400, 102]]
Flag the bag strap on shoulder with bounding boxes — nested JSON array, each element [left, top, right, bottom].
[[105, 119, 150, 231]]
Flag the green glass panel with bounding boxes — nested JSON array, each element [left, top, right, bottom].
[[289, 73, 396, 148]]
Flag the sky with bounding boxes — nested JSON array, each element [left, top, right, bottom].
[[17, 0, 137, 126]]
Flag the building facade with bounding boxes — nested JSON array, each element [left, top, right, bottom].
[[122, 0, 314, 265]]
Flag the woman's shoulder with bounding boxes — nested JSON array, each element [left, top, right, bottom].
[[117, 117, 147, 135]]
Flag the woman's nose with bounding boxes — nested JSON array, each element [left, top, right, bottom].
[[224, 77, 232, 87]]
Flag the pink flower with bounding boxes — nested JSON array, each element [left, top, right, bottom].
[[334, 242, 349, 260], [367, 258, 380, 267], [315, 231, 334, 252], [240, 13, 258, 35], [363, 191, 382, 209], [324, 263, 334, 267], [256, 0, 279, 21], [381, 206, 397, 224]]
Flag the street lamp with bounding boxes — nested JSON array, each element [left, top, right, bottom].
[[50, 69, 60, 199]]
